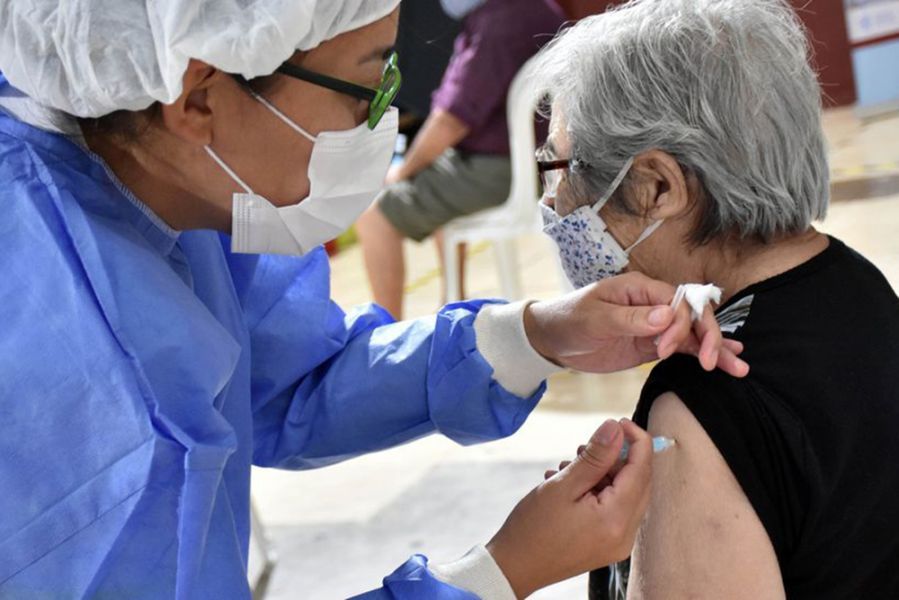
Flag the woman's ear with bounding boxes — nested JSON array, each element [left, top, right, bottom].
[[630, 150, 690, 220], [159, 60, 222, 146]]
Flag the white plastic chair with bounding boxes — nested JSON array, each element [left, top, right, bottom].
[[442, 56, 555, 302]]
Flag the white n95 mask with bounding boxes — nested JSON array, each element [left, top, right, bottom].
[[541, 157, 664, 288], [206, 93, 398, 256]]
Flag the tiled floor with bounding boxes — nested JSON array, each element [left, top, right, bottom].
[[826, 107, 899, 183], [251, 108, 899, 599]]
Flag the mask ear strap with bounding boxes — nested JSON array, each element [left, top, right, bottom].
[[250, 91, 317, 143], [205, 146, 254, 194], [591, 157, 635, 212], [625, 218, 664, 253]]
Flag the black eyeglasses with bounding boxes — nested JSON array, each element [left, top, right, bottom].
[[537, 158, 572, 194], [276, 51, 402, 130], [536, 149, 576, 199]]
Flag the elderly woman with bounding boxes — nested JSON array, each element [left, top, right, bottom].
[[533, 0, 899, 598]]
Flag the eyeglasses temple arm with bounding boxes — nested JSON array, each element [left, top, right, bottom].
[[276, 63, 378, 102]]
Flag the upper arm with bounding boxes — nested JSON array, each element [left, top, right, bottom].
[[627, 392, 785, 600]]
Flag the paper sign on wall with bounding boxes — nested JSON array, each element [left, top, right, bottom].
[[846, 0, 899, 45]]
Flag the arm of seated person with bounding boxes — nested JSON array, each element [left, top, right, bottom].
[[391, 109, 470, 182], [627, 392, 785, 600]]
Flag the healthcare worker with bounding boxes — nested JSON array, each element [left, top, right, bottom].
[[0, 1, 747, 598]]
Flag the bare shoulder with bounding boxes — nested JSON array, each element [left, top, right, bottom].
[[627, 392, 785, 600]]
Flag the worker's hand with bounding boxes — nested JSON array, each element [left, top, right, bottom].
[[487, 419, 652, 598], [523, 272, 749, 377]]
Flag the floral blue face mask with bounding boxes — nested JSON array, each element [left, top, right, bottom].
[[541, 157, 664, 288]]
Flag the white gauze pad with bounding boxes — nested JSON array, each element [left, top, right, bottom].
[[671, 283, 723, 321]]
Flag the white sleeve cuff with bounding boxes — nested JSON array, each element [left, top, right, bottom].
[[474, 301, 563, 398], [430, 545, 517, 600]]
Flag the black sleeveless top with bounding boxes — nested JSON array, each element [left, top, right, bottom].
[[592, 237, 899, 599]]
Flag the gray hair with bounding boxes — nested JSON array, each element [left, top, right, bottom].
[[531, 0, 829, 243]]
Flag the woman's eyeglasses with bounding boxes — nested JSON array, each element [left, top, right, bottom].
[[276, 51, 402, 130]]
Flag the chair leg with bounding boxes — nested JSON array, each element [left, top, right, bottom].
[[493, 239, 523, 300], [444, 235, 463, 303]]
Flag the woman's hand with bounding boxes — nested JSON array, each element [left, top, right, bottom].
[[487, 419, 652, 598], [524, 272, 749, 377]]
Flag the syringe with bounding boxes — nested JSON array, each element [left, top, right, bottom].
[[619, 436, 676, 461]]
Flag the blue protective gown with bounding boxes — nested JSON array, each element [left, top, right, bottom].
[[0, 74, 542, 599]]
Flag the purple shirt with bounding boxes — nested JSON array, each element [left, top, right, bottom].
[[431, 0, 567, 156]]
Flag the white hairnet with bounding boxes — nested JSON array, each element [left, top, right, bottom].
[[0, 0, 401, 118]]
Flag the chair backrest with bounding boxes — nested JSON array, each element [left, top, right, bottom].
[[505, 56, 545, 217], [443, 55, 545, 239]]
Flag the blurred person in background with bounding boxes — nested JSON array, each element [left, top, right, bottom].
[[356, 0, 567, 319]]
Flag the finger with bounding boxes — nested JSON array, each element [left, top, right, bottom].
[[673, 336, 749, 377], [623, 423, 655, 519], [594, 272, 677, 307], [635, 336, 660, 358], [545, 469, 558, 480], [591, 303, 675, 339], [669, 334, 700, 358], [589, 474, 615, 495], [693, 306, 721, 371], [590, 452, 626, 495], [577, 445, 587, 456], [656, 301, 692, 358], [723, 339, 744, 355], [561, 419, 625, 498], [596, 420, 653, 509], [559, 460, 572, 471], [619, 419, 652, 465], [717, 346, 750, 378]]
